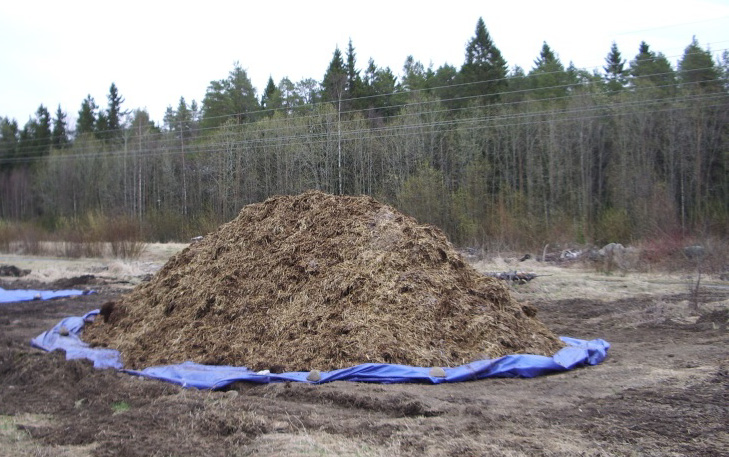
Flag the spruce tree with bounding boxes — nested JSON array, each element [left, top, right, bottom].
[[345, 39, 363, 108], [529, 42, 571, 99], [362, 58, 399, 117], [432, 64, 459, 106], [51, 105, 69, 149], [322, 46, 347, 104], [76, 95, 97, 136], [629, 41, 676, 92], [95, 111, 109, 140], [604, 42, 627, 92], [107, 82, 125, 137], [458, 17, 508, 102], [678, 37, 721, 93], [261, 76, 278, 114], [0, 117, 19, 170], [190, 100, 200, 125], [163, 106, 176, 131], [18, 105, 51, 158], [175, 97, 192, 139], [34, 105, 52, 156]]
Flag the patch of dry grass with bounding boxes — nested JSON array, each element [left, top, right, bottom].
[[244, 431, 394, 456], [0, 217, 147, 260], [470, 256, 712, 303], [0, 243, 186, 286], [0, 414, 97, 457]]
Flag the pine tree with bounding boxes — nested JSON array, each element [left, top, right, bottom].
[[402, 55, 427, 91], [276, 77, 302, 112], [294, 78, 321, 106], [129, 109, 159, 135], [229, 64, 259, 123], [201, 62, 260, 128]]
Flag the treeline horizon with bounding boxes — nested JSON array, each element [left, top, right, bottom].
[[1, 18, 728, 250]]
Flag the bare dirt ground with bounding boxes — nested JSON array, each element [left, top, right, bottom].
[[1, 246, 728, 456]]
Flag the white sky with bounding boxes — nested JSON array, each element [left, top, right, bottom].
[[1, 0, 728, 126]]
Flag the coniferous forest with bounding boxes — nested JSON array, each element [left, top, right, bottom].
[[1, 18, 728, 249]]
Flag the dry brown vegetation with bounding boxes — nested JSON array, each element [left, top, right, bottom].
[[0, 216, 146, 260]]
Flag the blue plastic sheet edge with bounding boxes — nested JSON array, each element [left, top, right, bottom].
[[31, 309, 610, 389], [1, 287, 92, 303]]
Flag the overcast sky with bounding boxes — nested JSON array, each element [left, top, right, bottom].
[[2, 0, 728, 126]]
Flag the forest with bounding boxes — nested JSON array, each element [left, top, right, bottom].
[[1, 18, 728, 250]]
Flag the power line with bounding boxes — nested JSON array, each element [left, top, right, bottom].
[[3, 90, 725, 166], [2, 58, 727, 162]]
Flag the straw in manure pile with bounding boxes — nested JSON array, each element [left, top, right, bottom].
[[84, 191, 564, 371]]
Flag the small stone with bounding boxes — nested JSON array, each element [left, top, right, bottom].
[[306, 370, 321, 382], [58, 326, 70, 336], [429, 367, 446, 378]]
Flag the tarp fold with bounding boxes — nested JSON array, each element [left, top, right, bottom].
[[32, 309, 610, 388], [1, 287, 90, 303]]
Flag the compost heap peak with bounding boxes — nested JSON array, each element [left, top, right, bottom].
[[84, 191, 564, 371]]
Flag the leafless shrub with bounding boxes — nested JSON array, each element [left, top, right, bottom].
[[0, 222, 12, 252], [684, 244, 705, 312], [102, 216, 146, 260], [57, 226, 104, 258], [17, 224, 44, 255]]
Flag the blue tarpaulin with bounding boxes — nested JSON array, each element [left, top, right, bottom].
[[31, 309, 610, 389], [1, 287, 91, 303]]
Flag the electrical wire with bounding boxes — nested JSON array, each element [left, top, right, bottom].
[[2, 55, 727, 164]]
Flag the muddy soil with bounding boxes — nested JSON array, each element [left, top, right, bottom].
[[1, 276, 728, 456]]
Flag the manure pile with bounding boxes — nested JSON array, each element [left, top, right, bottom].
[[84, 191, 564, 371]]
